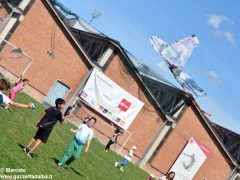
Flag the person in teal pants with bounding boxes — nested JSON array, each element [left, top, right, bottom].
[[58, 117, 97, 169]]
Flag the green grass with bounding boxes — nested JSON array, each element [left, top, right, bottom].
[[0, 93, 148, 180]]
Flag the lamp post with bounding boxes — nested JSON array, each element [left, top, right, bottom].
[[89, 10, 102, 24]]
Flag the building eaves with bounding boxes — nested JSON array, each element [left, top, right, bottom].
[[69, 27, 120, 46], [211, 122, 240, 164]]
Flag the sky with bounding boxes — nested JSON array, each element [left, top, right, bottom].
[[58, 0, 240, 133]]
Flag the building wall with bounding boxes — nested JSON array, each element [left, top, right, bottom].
[[151, 105, 232, 179], [103, 54, 165, 157], [0, 0, 89, 101]]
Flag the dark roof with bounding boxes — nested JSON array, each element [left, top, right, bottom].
[[4, 0, 21, 7], [211, 123, 240, 164]]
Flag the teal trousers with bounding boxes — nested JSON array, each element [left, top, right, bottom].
[[59, 138, 84, 165]]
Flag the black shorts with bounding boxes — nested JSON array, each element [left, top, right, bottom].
[[33, 127, 51, 143]]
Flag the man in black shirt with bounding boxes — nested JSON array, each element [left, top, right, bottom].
[[23, 98, 68, 158]]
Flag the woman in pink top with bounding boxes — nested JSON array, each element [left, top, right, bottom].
[[9, 78, 29, 100]]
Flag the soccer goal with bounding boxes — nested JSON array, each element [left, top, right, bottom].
[[0, 37, 33, 77]]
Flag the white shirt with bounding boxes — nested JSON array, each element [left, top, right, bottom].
[[159, 176, 167, 180], [0, 92, 11, 105], [110, 132, 119, 142], [75, 124, 93, 144], [124, 149, 134, 161]]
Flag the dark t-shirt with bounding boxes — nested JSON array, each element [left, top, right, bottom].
[[39, 107, 63, 131]]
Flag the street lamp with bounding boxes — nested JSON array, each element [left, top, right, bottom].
[[89, 10, 102, 24]]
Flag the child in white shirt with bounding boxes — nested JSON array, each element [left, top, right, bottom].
[[115, 145, 137, 172]]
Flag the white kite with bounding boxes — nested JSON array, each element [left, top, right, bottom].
[[161, 35, 199, 67], [150, 35, 206, 96], [150, 36, 168, 53]]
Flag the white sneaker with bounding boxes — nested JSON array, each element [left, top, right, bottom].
[[57, 163, 67, 169], [57, 163, 63, 167], [27, 152, 33, 158], [115, 162, 118, 167], [120, 167, 124, 172], [22, 147, 30, 153]]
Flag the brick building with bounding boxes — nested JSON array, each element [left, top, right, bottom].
[[0, 0, 239, 179]]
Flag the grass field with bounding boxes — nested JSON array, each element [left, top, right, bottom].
[[0, 93, 148, 180]]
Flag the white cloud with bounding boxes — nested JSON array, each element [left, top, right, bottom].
[[207, 14, 234, 29], [212, 30, 221, 37], [205, 70, 218, 79], [212, 30, 237, 46], [224, 31, 237, 46], [205, 70, 220, 84], [207, 15, 237, 46]]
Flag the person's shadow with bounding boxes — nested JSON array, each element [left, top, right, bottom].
[[50, 158, 59, 165], [70, 167, 83, 176], [50, 158, 83, 177]]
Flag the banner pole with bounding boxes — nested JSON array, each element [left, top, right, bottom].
[[118, 131, 132, 154]]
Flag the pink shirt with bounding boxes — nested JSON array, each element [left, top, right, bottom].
[[12, 81, 24, 93]]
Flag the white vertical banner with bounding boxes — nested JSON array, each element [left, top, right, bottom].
[[170, 137, 210, 180], [80, 68, 144, 130]]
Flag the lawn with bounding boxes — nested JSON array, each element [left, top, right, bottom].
[[0, 93, 148, 180]]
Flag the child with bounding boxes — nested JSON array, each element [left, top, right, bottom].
[[57, 117, 97, 169], [9, 77, 29, 101], [0, 78, 33, 108], [147, 174, 155, 180], [82, 115, 91, 124], [115, 145, 137, 172], [22, 98, 68, 158], [104, 122, 122, 152], [159, 171, 175, 180]]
